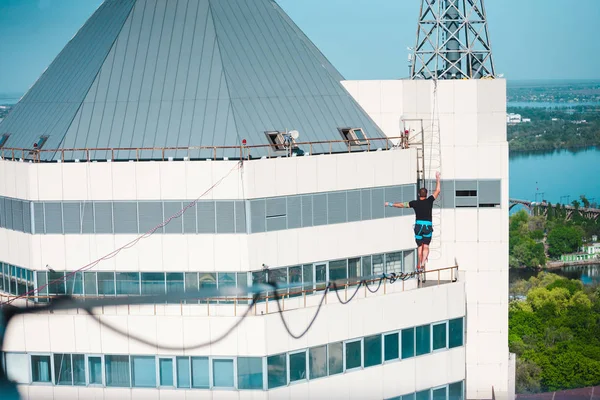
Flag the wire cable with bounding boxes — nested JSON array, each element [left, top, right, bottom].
[[3, 161, 242, 305]]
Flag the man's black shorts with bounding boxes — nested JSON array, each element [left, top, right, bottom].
[[414, 221, 433, 246]]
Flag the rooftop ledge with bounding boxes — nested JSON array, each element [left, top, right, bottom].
[[1, 266, 460, 318], [0, 136, 408, 163]]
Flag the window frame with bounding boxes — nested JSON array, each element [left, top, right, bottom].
[[85, 354, 104, 386], [265, 131, 287, 151], [29, 353, 53, 385], [449, 317, 465, 349], [211, 357, 236, 389], [363, 334, 383, 368], [343, 338, 363, 372], [338, 127, 368, 146], [287, 349, 308, 385], [130, 355, 157, 388], [157, 356, 175, 388], [383, 330, 401, 363], [432, 321, 449, 352], [432, 384, 448, 400]]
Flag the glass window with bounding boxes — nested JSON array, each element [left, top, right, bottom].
[[176, 357, 190, 388], [416, 325, 431, 356], [289, 266, 303, 297], [191, 357, 209, 388], [362, 256, 372, 278], [315, 264, 327, 290], [372, 254, 384, 275], [449, 318, 464, 348], [36, 271, 48, 301], [217, 272, 236, 289], [433, 386, 447, 400], [54, 353, 72, 385], [141, 272, 165, 295], [417, 389, 431, 400], [184, 272, 198, 292], [159, 358, 174, 387], [364, 335, 382, 367], [309, 345, 327, 379], [289, 351, 307, 382], [433, 322, 447, 350], [402, 327, 415, 359], [238, 357, 263, 390], [105, 355, 130, 387], [73, 354, 85, 386], [5, 353, 29, 384], [84, 272, 97, 296], [213, 359, 234, 388], [302, 264, 313, 294], [237, 272, 248, 292], [385, 252, 403, 274], [404, 250, 416, 273], [329, 259, 347, 283], [199, 273, 217, 290], [402, 394, 416, 400], [65, 272, 83, 295], [449, 381, 464, 400], [132, 356, 156, 388], [384, 332, 399, 361], [48, 271, 66, 295], [328, 342, 343, 375], [348, 258, 361, 284], [251, 270, 267, 286], [166, 273, 184, 301], [345, 340, 362, 370], [97, 272, 115, 296], [31, 355, 52, 383], [268, 268, 287, 295], [88, 356, 102, 385], [267, 354, 286, 389], [115, 272, 140, 295]]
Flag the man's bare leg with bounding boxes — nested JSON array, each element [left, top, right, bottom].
[[417, 245, 423, 271], [421, 244, 430, 281]]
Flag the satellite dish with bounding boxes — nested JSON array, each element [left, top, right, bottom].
[[289, 130, 300, 140]]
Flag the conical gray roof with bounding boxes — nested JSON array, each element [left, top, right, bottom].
[[0, 0, 386, 160]]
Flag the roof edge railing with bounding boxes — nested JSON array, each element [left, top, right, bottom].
[[0, 136, 411, 163]]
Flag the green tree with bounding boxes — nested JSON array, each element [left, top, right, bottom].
[[515, 359, 542, 393], [547, 225, 584, 258], [580, 195, 590, 208]]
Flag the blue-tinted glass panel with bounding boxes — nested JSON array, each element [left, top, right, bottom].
[[176, 357, 190, 388], [31, 355, 51, 383], [73, 354, 85, 386], [238, 357, 263, 390], [309, 345, 327, 379], [54, 354, 72, 385], [166, 273, 184, 299], [115, 272, 140, 295], [88, 357, 102, 385], [159, 358, 174, 387], [345, 340, 361, 370], [449, 318, 464, 348], [328, 342, 343, 375], [384, 332, 399, 361], [329, 259, 347, 283], [416, 389, 430, 400], [364, 335, 382, 367], [199, 273, 217, 290], [402, 394, 416, 400], [433, 387, 447, 400], [289, 351, 306, 382], [132, 356, 156, 387], [433, 323, 447, 350], [65, 272, 83, 295], [402, 327, 415, 358], [105, 355, 130, 387], [48, 271, 66, 295], [267, 354, 286, 389], [141, 272, 165, 295], [97, 272, 115, 295], [449, 381, 463, 400], [191, 357, 209, 388], [213, 359, 234, 388], [416, 325, 431, 356], [84, 272, 97, 296]]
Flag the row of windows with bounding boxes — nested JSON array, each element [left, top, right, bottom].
[[2, 318, 464, 390], [386, 381, 464, 400], [0, 249, 416, 299], [0, 180, 500, 236]]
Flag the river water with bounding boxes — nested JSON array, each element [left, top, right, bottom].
[[510, 264, 600, 286]]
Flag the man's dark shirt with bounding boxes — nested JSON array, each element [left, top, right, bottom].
[[409, 196, 435, 222]]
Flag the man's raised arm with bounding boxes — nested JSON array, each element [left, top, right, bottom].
[[385, 201, 409, 208], [433, 171, 441, 199]]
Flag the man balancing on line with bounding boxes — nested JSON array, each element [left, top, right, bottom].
[[385, 171, 441, 275]]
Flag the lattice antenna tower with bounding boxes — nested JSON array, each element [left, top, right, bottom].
[[411, 0, 496, 80]]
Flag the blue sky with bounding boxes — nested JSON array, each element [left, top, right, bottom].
[[0, 0, 599, 96]]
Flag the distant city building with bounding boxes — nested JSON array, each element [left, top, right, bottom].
[[582, 243, 600, 255], [507, 113, 522, 124]]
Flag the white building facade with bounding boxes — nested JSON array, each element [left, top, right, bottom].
[[0, 1, 511, 399]]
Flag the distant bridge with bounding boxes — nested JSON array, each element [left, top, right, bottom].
[[509, 199, 600, 220]]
